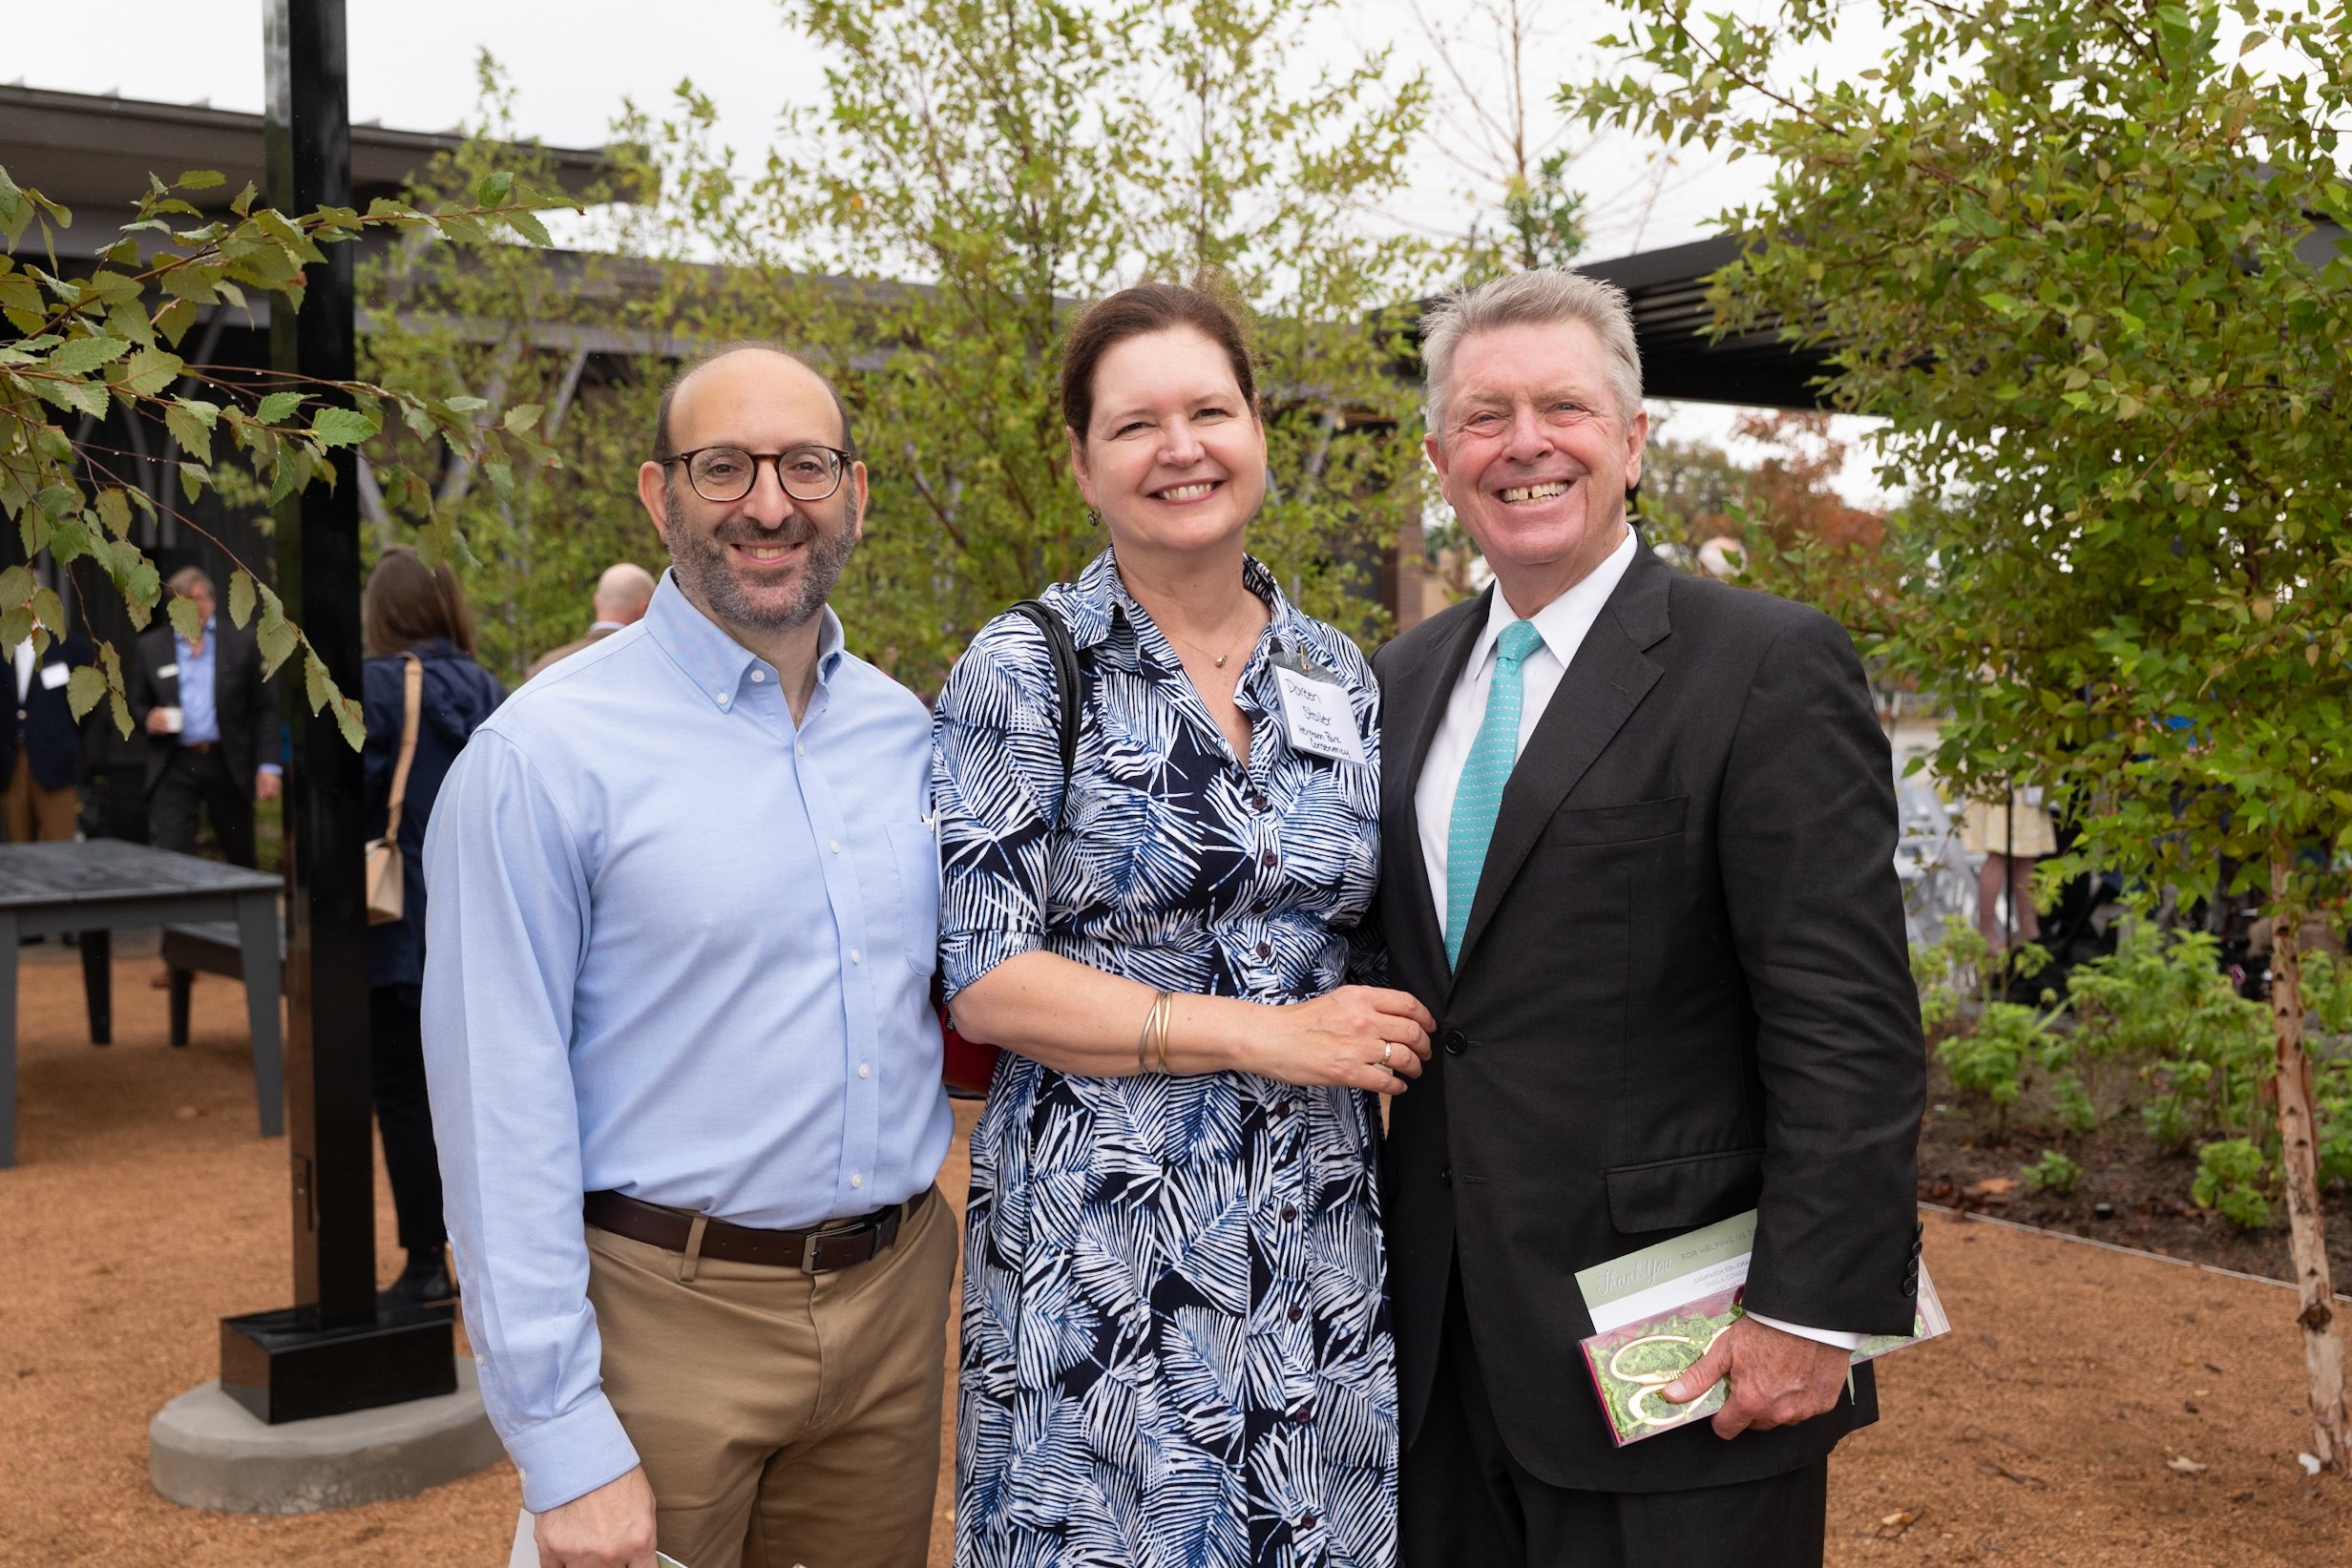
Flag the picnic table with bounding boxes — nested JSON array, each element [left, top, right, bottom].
[[0, 840, 283, 1168]]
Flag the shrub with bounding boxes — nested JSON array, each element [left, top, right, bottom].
[[2022, 1148, 2085, 1197], [2069, 925, 2271, 1153], [1936, 999, 2068, 1139], [2191, 1139, 2272, 1230]]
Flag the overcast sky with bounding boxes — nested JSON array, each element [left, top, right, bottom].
[[9, 0, 1888, 498]]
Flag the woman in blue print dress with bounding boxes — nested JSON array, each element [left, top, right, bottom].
[[933, 281, 1437, 1568]]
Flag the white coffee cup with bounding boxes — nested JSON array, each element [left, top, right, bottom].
[[156, 705, 183, 734]]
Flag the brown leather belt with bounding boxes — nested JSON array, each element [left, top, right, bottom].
[[178, 741, 219, 753], [583, 1186, 931, 1274]]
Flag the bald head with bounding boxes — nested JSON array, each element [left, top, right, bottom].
[[652, 341, 857, 463], [593, 562, 656, 624]]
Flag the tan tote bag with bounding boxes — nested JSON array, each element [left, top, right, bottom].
[[364, 654, 424, 927]]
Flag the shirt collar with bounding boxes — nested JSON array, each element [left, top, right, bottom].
[[1471, 526, 1641, 673], [642, 569, 845, 712], [1058, 546, 1304, 664]]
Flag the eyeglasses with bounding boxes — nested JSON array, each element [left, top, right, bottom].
[[662, 445, 854, 504]]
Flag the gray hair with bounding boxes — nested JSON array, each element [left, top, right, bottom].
[[1420, 269, 1643, 437], [165, 566, 215, 598]]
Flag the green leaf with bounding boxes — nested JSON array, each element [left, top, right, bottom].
[[164, 402, 214, 463], [94, 488, 133, 538], [501, 403, 544, 433], [474, 171, 514, 207], [0, 606, 32, 650], [167, 592, 204, 644], [307, 407, 380, 448], [255, 390, 304, 426], [46, 333, 132, 374], [176, 170, 226, 191], [224, 568, 257, 630], [65, 664, 105, 721], [31, 375, 108, 421], [506, 206, 554, 248], [304, 649, 333, 717], [114, 345, 183, 398]]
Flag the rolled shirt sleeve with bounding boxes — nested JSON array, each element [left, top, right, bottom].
[[421, 729, 640, 1513]]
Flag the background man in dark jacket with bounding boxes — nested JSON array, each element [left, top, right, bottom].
[[4, 622, 92, 845], [1377, 269, 1925, 1568], [126, 567, 279, 866]]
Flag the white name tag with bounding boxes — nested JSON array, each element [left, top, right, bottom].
[[158, 662, 179, 679], [39, 662, 68, 691], [1272, 665, 1365, 763]]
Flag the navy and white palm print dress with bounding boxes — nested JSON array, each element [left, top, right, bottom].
[[934, 549, 1396, 1568]]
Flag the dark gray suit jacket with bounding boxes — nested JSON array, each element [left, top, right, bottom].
[[1374, 542, 1926, 1494], [126, 619, 277, 799]]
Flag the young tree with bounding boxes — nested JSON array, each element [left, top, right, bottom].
[[605, 0, 1439, 686], [361, 56, 664, 682], [0, 164, 557, 734], [1572, 0, 2352, 1465]]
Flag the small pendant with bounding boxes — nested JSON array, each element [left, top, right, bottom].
[[1214, 655, 1228, 667]]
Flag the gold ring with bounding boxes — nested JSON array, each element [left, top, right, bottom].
[[1381, 1041, 1395, 1068]]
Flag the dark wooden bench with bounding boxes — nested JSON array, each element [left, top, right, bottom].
[[161, 920, 284, 1049]]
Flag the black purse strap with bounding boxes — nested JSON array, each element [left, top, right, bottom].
[[1001, 598, 1080, 826]]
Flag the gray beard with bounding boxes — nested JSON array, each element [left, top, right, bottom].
[[664, 486, 857, 634]]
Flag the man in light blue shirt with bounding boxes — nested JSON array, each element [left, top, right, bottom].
[[424, 344, 953, 1568]]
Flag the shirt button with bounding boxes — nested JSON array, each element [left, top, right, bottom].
[[850, 949, 863, 964], [715, 694, 730, 706], [1259, 849, 1276, 869], [830, 839, 842, 854], [1300, 1512, 1318, 1530], [1250, 792, 1270, 812], [1288, 1304, 1304, 1323], [795, 742, 806, 758], [1281, 1203, 1298, 1222], [1254, 941, 1271, 959], [750, 670, 766, 683], [850, 1172, 863, 1188], [858, 1063, 871, 1079]]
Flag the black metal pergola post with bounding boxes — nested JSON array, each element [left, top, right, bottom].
[[216, 0, 452, 1424]]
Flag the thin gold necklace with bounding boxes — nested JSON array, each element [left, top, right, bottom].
[[1162, 614, 1255, 670]]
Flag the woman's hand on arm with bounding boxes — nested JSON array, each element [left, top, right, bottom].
[[952, 953, 1434, 1094]]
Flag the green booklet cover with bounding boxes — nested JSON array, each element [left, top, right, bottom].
[[1575, 1209, 1950, 1447]]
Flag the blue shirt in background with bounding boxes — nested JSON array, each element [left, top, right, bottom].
[[173, 621, 219, 744], [420, 572, 950, 1513]]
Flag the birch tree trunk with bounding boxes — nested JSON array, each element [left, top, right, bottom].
[[2271, 854, 2350, 1471]]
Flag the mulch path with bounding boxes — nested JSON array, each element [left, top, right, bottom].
[[5, 949, 2349, 1565]]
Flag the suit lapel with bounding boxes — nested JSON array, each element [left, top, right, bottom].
[[1452, 549, 1673, 982], [1385, 591, 1492, 991]]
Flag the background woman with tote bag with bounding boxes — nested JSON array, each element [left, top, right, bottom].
[[361, 547, 506, 1307]]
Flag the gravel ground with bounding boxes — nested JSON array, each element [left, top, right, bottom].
[[5, 948, 2348, 1565]]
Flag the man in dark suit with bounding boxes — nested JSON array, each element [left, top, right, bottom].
[[4, 622, 92, 845], [126, 567, 280, 868], [1377, 269, 1925, 1567]]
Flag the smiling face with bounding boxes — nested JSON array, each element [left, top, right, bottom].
[[636, 348, 867, 638], [1070, 326, 1268, 563], [1426, 318, 1648, 615]]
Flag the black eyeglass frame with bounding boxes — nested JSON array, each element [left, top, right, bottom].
[[661, 444, 857, 504]]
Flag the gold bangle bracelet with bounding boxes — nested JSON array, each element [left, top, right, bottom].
[[1154, 991, 1176, 1075], [1137, 990, 1164, 1075]]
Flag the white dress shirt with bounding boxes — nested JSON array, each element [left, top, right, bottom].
[[13, 638, 33, 705], [1413, 527, 1861, 1352]]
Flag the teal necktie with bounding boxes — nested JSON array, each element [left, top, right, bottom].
[[1445, 619, 1543, 969]]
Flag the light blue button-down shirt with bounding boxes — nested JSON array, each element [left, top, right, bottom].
[[174, 621, 220, 744], [420, 573, 951, 1513]]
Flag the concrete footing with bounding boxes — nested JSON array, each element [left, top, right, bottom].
[[150, 1358, 503, 1514]]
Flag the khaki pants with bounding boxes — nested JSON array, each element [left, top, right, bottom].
[[583, 1188, 956, 1568], [2, 753, 74, 844]]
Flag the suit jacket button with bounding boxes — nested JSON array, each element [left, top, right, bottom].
[[1438, 1164, 1450, 1185], [1441, 1030, 1467, 1056]]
